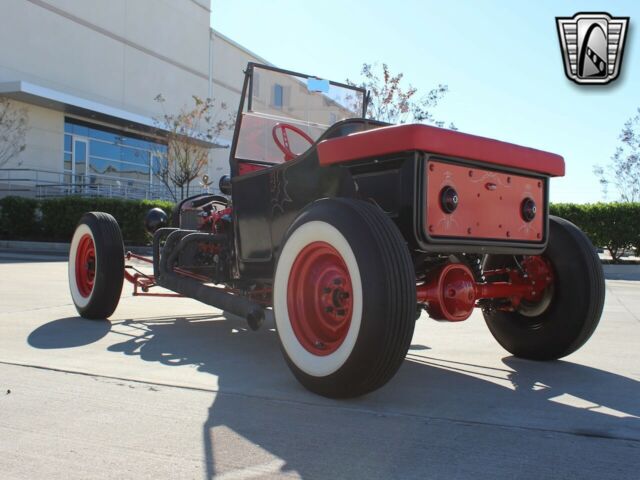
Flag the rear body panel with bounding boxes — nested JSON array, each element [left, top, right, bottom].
[[425, 159, 545, 242]]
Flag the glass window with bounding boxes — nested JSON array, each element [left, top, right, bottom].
[[272, 84, 284, 109], [121, 136, 151, 150], [89, 127, 119, 144], [64, 153, 72, 172], [236, 65, 366, 165], [121, 146, 150, 166], [64, 119, 166, 190], [71, 124, 89, 137], [89, 157, 149, 180], [89, 140, 120, 160], [74, 141, 86, 164]]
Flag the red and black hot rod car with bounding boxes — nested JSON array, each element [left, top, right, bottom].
[[69, 63, 605, 398]]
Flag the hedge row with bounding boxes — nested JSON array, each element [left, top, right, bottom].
[[0, 197, 638, 261], [550, 203, 640, 262], [0, 196, 174, 245]]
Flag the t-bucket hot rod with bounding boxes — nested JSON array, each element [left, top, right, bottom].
[[69, 63, 605, 398]]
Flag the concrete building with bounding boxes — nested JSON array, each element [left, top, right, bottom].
[[0, 0, 267, 200]]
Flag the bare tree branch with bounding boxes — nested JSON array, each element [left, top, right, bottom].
[[152, 95, 235, 201], [594, 108, 640, 202], [346, 63, 454, 128], [0, 97, 28, 168]]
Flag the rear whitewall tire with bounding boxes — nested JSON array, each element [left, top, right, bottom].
[[274, 221, 363, 377]]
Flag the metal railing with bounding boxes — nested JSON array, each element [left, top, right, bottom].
[[0, 168, 220, 201]]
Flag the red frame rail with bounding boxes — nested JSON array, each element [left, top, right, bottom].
[[124, 251, 182, 297], [123, 252, 553, 319]]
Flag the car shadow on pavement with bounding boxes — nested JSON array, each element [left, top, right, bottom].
[[30, 313, 640, 479], [98, 313, 640, 479], [28, 316, 111, 349]]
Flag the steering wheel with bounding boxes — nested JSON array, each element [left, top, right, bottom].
[[272, 123, 314, 162]]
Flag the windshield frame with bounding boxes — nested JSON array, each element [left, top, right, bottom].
[[229, 62, 368, 175]]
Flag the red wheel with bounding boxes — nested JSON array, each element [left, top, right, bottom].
[[69, 212, 124, 319], [274, 198, 416, 398], [482, 216, 605, 360], [75, 234, 96, 298], [272, 123, 314, 162], [287, 241, 354, 356]]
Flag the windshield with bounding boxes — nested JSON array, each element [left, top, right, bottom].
[[234, 64, 366, 165]]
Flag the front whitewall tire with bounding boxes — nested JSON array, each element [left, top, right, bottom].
[[68, 212, 125, 319], [69, 223, 95, 309]]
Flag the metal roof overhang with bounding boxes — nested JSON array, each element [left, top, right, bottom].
[[0, 80, 229, 148]]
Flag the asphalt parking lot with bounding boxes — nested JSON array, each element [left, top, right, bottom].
[[0, 252, 638, 479]]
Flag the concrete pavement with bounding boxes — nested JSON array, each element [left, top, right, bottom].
[[0, 254, 638, 479]]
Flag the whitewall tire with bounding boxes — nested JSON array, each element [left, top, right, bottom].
[[273, 198, 416, 398], [68, 212, 124, 319]]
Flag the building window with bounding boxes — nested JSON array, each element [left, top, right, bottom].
[[63, 119, 166, 192], [272, 83, 284, 109]]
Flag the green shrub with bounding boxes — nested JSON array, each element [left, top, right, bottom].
[[0, 196, 40, 239], [1, 196, 639, 260], [551, 202, 640, 262], [0, 196, 174, 245]]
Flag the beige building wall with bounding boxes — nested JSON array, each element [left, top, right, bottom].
[[0, 0, 211, 116], [1, 99, 65, 178], [0, 0, 271, 196]]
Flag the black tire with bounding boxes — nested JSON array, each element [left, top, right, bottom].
[[482, 215, 605, 360], [68, 212, 125, 319], [273, 198, 416, 398]]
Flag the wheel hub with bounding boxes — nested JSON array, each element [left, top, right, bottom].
[[75, 234, 96, 297], [287, 241, 353, 355]]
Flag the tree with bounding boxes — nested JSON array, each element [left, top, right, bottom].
[[594, 108, 640, 202], [153, 95, 234, 201], [346, 63, 454, 128], [0, 97, 28, 168]]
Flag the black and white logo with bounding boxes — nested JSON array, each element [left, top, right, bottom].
[[556, 12, 629, 85]]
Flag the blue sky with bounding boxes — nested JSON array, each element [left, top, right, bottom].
[[212, 1, 639, 203]]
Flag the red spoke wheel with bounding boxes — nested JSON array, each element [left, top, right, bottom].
[[69, 212, 125, 319], [482, 216, 605, 360], [274, 198, 416, 398]]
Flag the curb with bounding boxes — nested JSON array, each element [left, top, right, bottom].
[[602, 264, 640, 281]]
